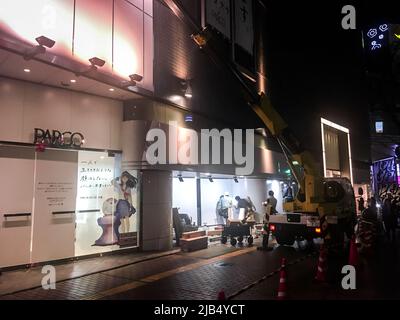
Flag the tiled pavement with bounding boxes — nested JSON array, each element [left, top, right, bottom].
[[2, 238, 399, 300], [0, 249, 180, 296], [1, 240, 311, 300]]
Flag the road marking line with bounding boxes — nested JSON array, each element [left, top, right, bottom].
[[81, 246, 256, 300]]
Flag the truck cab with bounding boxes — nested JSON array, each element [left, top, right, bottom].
[[268, 177, 356, 246]]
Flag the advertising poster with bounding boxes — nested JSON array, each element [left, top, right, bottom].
[[75, 151, 139, 256]]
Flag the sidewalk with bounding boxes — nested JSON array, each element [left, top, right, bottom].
[[0, 249, 180, 296]]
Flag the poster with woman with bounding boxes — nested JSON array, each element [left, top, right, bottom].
[[75, 151, 140, 256]]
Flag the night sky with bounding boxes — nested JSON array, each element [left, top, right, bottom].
[[263, 0, 400, 162]]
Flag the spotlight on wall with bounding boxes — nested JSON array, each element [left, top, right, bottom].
[[184, 82, 193, 98], [89, 57, 106, 68], [76, 57, 106, 76], [208, 175, 214, 182], [233, 176, 239, 183], [24, 35, 56, 60], [121, 74, 143, 88], [178, 174, 184, 182], [129, 74, 143, 82]]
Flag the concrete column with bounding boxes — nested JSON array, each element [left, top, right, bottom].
[[141, 170, 173, 251]]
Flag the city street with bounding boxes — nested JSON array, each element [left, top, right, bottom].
[[1, 234, 399, 300], [1, 0, 400, 306]]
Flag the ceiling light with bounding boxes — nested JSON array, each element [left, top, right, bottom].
[[24, 68, 31, 73], [70, 79, 76, 83]]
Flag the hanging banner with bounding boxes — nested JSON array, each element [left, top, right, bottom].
[[234, 0, 254, 54], [206, 0, 231, 39]]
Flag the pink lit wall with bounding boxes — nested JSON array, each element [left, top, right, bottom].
[[0, 0, 153, 90]]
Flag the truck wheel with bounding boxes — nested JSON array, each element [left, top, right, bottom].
[[247, 236, 254, 246], [238, 236, 244, 244], [276, 236, 294, 246], [221, 236, 227, 244], [230, 238, 237, 246]]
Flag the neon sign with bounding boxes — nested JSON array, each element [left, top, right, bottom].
[[366, 24, 389, 51]]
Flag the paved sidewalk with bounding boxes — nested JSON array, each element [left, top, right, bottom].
[[2, 237, 398, 300], [0, 249, 180, 296]]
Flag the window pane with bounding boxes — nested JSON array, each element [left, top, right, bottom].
[[113, 0, 144, 79], [74, 0, 113, 73], [0, 0, 74, 57]]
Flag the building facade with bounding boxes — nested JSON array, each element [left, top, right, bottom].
[[0, 0, 293, 269], [364, 23, 400, 201]]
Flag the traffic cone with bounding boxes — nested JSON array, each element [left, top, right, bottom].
[[314, 245, 327, 282], [277, 258, 287, 300], [217, 289, 226, 300], [348, 235, 359, 267]]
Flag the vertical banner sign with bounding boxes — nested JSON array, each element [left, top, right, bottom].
[[235, 0, 254, 54], [206, 0, 231, 39]]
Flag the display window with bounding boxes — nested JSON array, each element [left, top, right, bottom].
[[172, 172, 286, 227], [0, 146, 140, 268]]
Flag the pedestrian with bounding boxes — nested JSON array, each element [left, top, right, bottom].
[[358, 196, 365, 214], [382, 198, 396, 242]]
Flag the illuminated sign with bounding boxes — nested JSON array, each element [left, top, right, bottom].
[[375, 121, 383, 133], [321, 118, 353, 185], [397, 163, 400, 186], [34, 128, 85, 148], [366, 24, 389, 51]]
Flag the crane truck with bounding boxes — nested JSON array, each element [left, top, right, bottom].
[[162, 0, 357, 248]]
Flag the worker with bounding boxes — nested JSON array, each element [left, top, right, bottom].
[[267, 190, 278, 214], [216, 192, 232, 225], [235, 196, 252, 220]]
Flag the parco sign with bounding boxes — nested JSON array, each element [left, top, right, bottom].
[[34, 128, 85, 148]]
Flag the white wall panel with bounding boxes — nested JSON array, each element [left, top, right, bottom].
[[31, 150, 78, 263], [0, 78, 123, 150], [0, 79, 24, 141], [0, 146, 35, 267]]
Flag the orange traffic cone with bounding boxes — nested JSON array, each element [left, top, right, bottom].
[[277, 258, 287, 300], [217, 289, 226, 300], [314, 245, 328, 282], [348, 235, 359, 267]]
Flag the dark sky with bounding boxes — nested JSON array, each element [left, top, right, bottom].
[[263, 0, 400, 163]]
